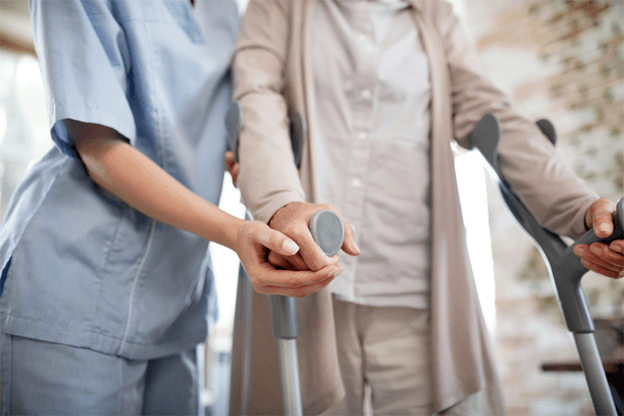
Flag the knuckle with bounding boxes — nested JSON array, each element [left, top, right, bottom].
[[323, 203, 339, 213], [284, 223, 303, 237]]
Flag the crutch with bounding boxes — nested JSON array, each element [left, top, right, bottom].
[[226, 103, 345, 416], [467, 113, 623, 416]]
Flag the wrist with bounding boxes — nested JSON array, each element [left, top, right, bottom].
[[268, 201, 304, 228], [226, 217, 247, 252]]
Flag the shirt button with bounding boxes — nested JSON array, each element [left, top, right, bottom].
[[357, 131, 367, 141], [351, 178, 362, 189], [360, 89, 372, 100]]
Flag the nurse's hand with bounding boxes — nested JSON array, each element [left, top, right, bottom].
[[267, 202, 360, 272], [573, 198, 624, 279], [224, 151, 239, 185], [235, 220, 343, 297]]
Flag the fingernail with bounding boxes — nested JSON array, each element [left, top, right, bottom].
[[597, 223, 611, 234], [611, 245, 622, 253], [330, 267, 343, 278], [351, 241, 361, 255], [590, 245, 602, 256], [581, 259, 590, 268], [282, 239, 299, 255], [573, 246, 584, 256]]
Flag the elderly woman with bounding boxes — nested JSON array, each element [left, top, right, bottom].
[[227, 0, 624, 414]]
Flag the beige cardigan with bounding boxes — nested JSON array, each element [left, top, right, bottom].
[[229, 0, 599, 414]]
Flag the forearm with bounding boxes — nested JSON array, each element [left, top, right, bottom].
[[439, 5, 599, 237], [233, 0, 307, 223], [72, 121, 244, 250]]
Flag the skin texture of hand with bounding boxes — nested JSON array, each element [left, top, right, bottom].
[[70, 120, 341, 297], [268, 201, 360, 272], [573, 198, 624, 279]]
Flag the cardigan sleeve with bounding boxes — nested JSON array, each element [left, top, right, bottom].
[[233, 0, 306, 223], [434, 1, 598, 238]]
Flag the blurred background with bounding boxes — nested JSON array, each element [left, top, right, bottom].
[[0, 0, 622, 414]]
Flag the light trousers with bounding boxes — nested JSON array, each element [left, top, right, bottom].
[[0, 332, 201, 415], [324, 297, 432, 416]]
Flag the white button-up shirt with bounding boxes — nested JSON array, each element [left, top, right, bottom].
[[312, 0, 432, 308]]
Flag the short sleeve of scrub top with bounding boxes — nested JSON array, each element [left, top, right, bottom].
[[30, 0, 136, 157]]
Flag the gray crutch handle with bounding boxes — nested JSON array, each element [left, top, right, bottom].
[[468, 114, 621, 415], [225, 101, 306, 169], [467, 114, 624, 333]]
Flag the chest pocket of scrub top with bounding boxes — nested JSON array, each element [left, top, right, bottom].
[[162, 1, 204, 44]]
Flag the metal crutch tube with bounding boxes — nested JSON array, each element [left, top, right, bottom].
[[269, 210, 344, 416], [468, 114, 622, 415], [227, 103, 345, 415]]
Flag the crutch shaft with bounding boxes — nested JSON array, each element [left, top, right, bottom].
[[574, 333, 617, 416]]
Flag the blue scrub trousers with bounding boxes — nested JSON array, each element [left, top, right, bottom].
[[0, 332, 201, 415]]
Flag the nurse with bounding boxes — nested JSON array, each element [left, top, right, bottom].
[[0, 0, 341, 414]]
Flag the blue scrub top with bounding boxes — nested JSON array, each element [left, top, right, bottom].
[[0, 0, 238, 359]]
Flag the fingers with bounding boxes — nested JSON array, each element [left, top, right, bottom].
[[318, 205, 360, 256], [297, 229, 337, 271], [610, 240, 624, 254], [241, 221, 299, 257], [255, 274, 337, 298], [249, 264, 343, 295], [269, 202, 341, 271], [258, 226, 300, 257], [586, 198, 617, 238], [268, 251, 339, 272], [341, 221, 360, 256], [267, 251, 291, 270], [237, 220, 344, 297], [573, 242, 624, 279], [230, 165, 239, 184], [580, 258, 622, 279], [224, 151, 239, 184], [224, 150, 235, 171], [267, 251, 308, 271]]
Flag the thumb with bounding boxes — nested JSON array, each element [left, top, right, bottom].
[[256, 224, 300, 256], [587, 199, 616, 238], [341, 221, 360, 256]]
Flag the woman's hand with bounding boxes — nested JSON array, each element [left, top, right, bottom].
[[70, 120, 342, 295], [267, 202, 359, 272], [225, 150, 239, 185], [573, 198, 624, 279], [235, 221, 343, 297]]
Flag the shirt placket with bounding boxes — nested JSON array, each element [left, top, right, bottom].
[[343, 3, 377, 298]]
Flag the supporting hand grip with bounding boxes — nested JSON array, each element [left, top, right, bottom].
[[309, 210, 345, 256], [468, 113, 623, 333]]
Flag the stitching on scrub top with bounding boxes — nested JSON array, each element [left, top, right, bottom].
[[119, 219, 156, 356], [144, 21, 167, 172]]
